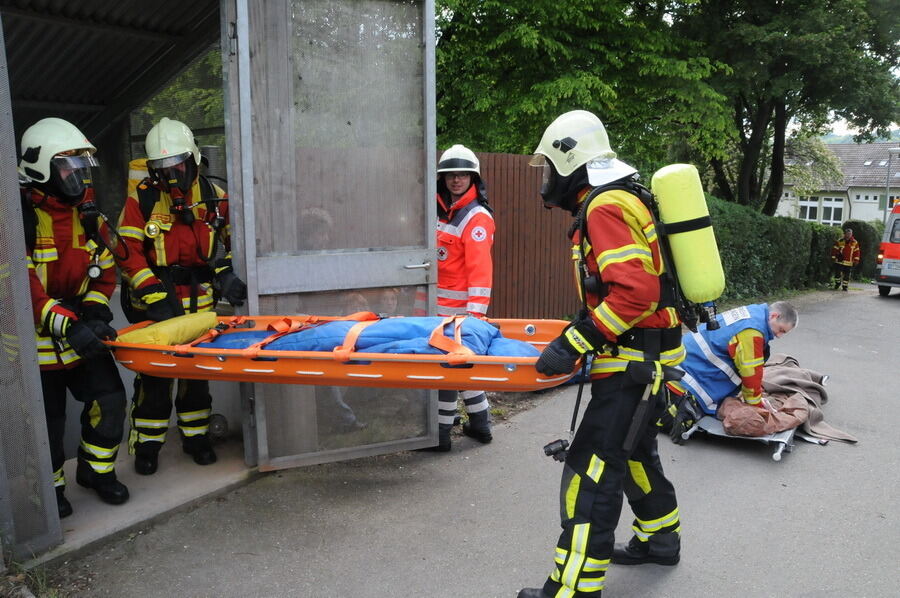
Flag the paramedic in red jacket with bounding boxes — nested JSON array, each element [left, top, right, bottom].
[[831, 227, 860, 291], [19, 118, 129, 518], [431, 144, 495, 451], [116, 117, 246, 475]]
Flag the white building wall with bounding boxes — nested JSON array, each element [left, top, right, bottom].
[[847, 187, 891, 223]]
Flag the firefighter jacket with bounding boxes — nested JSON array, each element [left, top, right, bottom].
[[574, 186, 684, 378], [674, 303, 774, 415], [831, 235, 860, 267], [117, 177, 231, 313], [24, 188, 117, 370], [436, 182, 494, 317]]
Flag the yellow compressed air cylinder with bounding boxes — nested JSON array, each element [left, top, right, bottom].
[[650, 164, 725, 303]]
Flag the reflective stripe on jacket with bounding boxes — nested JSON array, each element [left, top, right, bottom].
[[116, 178, 230, 308], [574, 187, 684, 378], [831, 237, 860, 267], [436, 184, 494, 317], [24, 189, 116, 370], [675, 303, 773, 414]]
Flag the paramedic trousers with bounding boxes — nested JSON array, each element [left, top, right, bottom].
[[542, 373, 680, 597], [130, 374, 212, 453], [41, 353, 127, 488]]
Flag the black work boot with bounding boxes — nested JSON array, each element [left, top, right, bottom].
[[420, 424, 451, 452], [75, 461, 129, 505], [612, 535, 680, 566], [182, 434, 217, 465], [55, 487, 73, 519], [462, 421, 493, 443], [134, 444, 160, 475], [517, 589, 551, 598]]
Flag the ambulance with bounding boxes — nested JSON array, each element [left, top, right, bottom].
[[876, 203, 900, 296]]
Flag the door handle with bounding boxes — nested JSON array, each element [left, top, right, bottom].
[[404, 261, 431, 270]]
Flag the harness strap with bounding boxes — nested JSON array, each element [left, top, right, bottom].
[[240, 312, 380, 358], [332, 319, 380, 361]]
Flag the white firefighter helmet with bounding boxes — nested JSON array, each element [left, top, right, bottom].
[[437, 144, 480, 176], [18, 117, 96, 183], [531, 110, 635, 187], [145, 117, 200, 167]]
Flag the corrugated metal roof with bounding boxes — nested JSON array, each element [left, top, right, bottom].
[[1, 0, 220, 142]]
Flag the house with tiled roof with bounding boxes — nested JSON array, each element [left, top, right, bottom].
[[776, 141, 900, 226]]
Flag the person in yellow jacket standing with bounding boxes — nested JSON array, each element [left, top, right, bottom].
[[830, 227, 859, 291], [116, 118, 246, 475]]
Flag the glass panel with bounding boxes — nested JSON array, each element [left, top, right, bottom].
[[799, 206, 807, 219], [822, 207, 832, 221], [833, 207, 842, 221], [258, 0, 426, 257], [809, 206, 818, 220]]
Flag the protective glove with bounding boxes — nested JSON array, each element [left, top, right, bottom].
[[84, 319, 118, 341], [145, 297, 178, 322], [535, 317, 607, 376], [669, 393, 703, 445], [65, 320, 109, 359], [214, 270, 247, 306], [80, 302, 114, 324]]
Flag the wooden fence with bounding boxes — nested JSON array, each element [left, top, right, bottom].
[[476, 152, 580, 319]]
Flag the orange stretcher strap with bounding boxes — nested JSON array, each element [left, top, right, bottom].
[[428, 316, 475, 365], [240, 312, 381, 358], [332, 319, 380, 361]]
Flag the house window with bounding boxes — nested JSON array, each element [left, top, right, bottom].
[[808, 206, 818, 220], [799, 206, 808, 219], [820, 197, 844, 226], [834, 207, 843, 221], [855, 194, 861, 200]]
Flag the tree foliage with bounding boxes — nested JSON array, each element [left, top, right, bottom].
[[672, 0, 900, 214], [435, 1, 731, 173]]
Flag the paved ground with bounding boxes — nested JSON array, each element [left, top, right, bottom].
[[37, 286, 900, 598]]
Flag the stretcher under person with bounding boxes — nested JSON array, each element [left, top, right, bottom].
[[107, 312, 578, 392]]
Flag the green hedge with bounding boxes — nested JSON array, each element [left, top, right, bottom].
[[705, 196, 847, 300]]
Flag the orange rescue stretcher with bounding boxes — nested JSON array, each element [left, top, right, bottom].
[[107, 313, 578, 392]]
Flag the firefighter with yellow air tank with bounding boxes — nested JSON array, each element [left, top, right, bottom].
[[115, 117, 246, 476]]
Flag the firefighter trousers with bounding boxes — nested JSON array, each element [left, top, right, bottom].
[[542, 373, 680, 597], [41, 353, 127, 487], [129, 374, 212, 453], [437, 389, 490, 432]]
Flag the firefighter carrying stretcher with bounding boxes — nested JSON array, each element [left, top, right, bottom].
[[115, 117, 247, 476]]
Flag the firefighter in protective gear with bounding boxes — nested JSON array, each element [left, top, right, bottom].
[[116, 117, 246, 475], [429, 144, 495, 451], [831, 227, 859, 291], [19, 118, 129, 518], [668, 302, 798, 442], [519, 111, 683, 598]]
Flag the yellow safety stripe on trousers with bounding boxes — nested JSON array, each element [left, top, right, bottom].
[[82, 291, 110, 305], [586, 455, 605, 483], [179, 424, 209, 437], [560, 522, 590, 592], [582, 556, 610, 572], [137, 431, 167, 444], [635, 507, 680, 533], [564, 473, 582, 520], [133, 418, 169, 429], [79, 440, 117, 459], [178, 409, 211, 422], [82, 459, 115, 474], [555, 547, 567, 565], [634, 525, 682, 542], [627, 460, 652, 494], [53, 467, 65, 487]]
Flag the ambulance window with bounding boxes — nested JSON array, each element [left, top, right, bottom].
[[891, 220, 900, 243]]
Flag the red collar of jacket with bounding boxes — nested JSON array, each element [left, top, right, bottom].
[[437, 184, 478, 216]]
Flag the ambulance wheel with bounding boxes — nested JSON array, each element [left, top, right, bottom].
[[878, 286, 890, 297], [209, 414, 229, 440]]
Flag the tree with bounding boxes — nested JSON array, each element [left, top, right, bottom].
[[435, 1, 731, 172], [783, 133, 843, 199], [673, 0, 900, 214]]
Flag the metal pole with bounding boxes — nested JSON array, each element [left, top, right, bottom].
[[886, 152, 893, 227]]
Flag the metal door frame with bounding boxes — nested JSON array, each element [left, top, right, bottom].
[[225, 0, 437, 469]]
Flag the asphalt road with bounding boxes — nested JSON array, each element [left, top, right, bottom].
[[47, 287, 900, 598]]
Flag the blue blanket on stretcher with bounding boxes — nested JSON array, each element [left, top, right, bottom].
[[198, 316, 540, 357]]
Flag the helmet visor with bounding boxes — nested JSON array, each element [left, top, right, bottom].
[[147, 152, 192, 170], [529, 155, 555, 197], [50, 154, 98, 198], [148, 152, 197, 194]]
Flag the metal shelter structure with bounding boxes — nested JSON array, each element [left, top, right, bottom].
[[0, 0, 436, 560]]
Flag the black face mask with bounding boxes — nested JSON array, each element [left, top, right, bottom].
[[147, 153, 198, 196], [540, 164, 589, 215], [44, 154, 98, 204]]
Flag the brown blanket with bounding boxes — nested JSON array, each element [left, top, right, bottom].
[[718, 353, 858, 443]]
